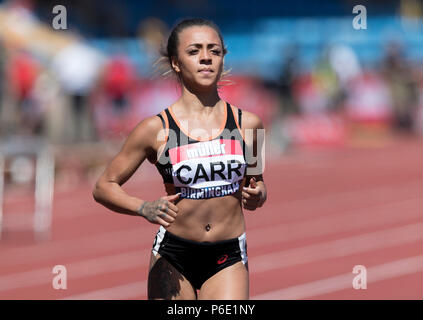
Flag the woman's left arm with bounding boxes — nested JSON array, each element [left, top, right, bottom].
[[240, 110, 267, 211]]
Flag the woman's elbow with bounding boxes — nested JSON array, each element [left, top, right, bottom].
[[92, 181, 104, 203]]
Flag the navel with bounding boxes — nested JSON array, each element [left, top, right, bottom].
[[205, 224, 211, 232]]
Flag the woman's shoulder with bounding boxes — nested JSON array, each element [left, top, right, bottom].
[[135, 113, 164, 133], [230, 104, 264, 130], [126, 112, 167, 147]]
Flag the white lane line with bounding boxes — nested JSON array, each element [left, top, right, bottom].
[[61, 281, 148, 300], [3, 194, 420, 269], [57, 179, 423, 222], [0, 226, 156, 267], [250, 222, 423, 273], [2, 165, 158, 211], [248, 196, 423, 246], [57, 223, 423, 301], [2, 221, 422, 297], [2, 200, 423, 293], [252, 254, 423, 300], [250, 187, 423, 230], [5, 176, 421, 225], [263, 180, 423, 221], [1, 193, 419, 273], [0, 249, 150, 293]]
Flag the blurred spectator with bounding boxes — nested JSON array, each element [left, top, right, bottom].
[[343, 71, 392, 124], [415, 78, 423, 135], [277, 44, 301, 116], [328, 44, 362, 110], [51, 41, 105, 142], [381, 41, 419, 133], [329, 44, 361, 87], [312, 45, 340, 112], [32, 67, 63, 143], [292, 45, 341, 117], [102, 54, 136, 114], [137, 17, 168, 58], [0, 40, 5, 135], [400, 0, 423, 29], [6, 50, 42, 135], [90, 53, 138, 140]]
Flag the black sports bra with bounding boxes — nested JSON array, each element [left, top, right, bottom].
[[154, 102, 247, 199]]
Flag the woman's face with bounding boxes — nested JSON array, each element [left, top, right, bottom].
[[172, 26, 224, 90]]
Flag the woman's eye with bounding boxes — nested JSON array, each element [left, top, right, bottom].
[[212, 50, 221, 55], [189, 50, 198, 55]]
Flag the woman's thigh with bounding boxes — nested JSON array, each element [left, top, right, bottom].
[[148, 252, 197, 300], [198, 261, 249, 300]]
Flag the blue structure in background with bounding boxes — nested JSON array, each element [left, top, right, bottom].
[[120, 0, 399, 36], [89, 15, 423, 80], [3, 0, 416, 79]]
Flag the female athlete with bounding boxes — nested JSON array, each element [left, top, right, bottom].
[[93, 18, 267, 300]]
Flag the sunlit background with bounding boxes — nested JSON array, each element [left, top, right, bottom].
[[0, 0, 422, 300]]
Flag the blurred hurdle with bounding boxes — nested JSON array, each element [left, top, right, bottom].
[[0, 136, 55, 242]]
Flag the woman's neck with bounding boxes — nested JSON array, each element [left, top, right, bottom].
[[178, 83, 221, 115]]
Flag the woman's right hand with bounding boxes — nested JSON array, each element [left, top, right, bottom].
[[137, 193, 180, 227]]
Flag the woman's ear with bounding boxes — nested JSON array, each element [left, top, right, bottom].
[[171, 56, 180, 73]]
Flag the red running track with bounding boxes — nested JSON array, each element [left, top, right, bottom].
[[1, 134, 423, 300]]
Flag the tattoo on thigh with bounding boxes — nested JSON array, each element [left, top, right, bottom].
[[148, 258, 184, 300]]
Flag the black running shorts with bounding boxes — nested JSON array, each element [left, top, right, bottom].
[[152, 226, 248, 290]]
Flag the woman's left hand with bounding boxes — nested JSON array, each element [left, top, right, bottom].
[[241, 177, 267, 211]]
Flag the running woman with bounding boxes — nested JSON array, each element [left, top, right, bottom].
[[93, 18, 267, 300]]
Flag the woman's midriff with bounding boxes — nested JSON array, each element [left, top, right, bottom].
[[163, 180, 246, 242]]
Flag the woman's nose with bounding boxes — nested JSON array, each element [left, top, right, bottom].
[[200, 49, 211, 63]]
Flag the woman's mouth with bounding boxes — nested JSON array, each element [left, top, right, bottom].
[[199, 68, 213, 74]]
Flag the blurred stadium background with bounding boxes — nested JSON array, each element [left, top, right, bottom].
[[0, 0, 422, 299]]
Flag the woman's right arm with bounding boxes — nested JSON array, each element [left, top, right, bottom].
[[92, 116, 178, 226]]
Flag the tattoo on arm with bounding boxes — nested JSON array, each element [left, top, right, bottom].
[[137, 199, 168, 222], [137, 202, 147, 217]]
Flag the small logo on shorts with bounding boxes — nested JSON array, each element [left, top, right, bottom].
[[217, 254, 228, 265]]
